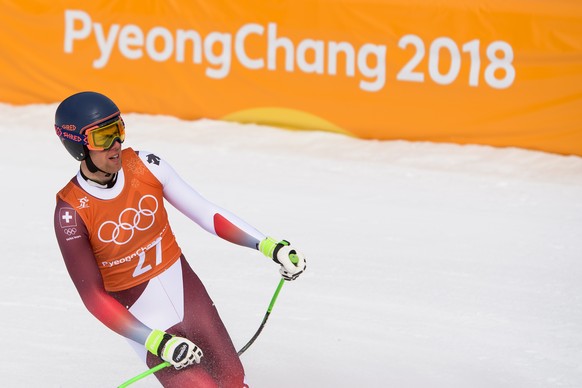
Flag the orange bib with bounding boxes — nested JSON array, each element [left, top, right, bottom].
[[57, 148, 181, 291]]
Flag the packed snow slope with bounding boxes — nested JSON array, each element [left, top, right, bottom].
[[1, 102, 581, 387]]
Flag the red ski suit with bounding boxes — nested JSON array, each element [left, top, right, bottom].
[[55, 148, 263, 387]]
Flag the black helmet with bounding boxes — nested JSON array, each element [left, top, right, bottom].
[[55, 91, 121, 160]]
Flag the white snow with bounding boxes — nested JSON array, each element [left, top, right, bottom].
[[1, 102, 581, 387]]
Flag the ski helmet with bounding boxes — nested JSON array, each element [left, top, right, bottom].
[[55, 91, 122, 161]]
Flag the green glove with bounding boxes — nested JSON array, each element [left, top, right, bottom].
[[145, 329, 203, 370], [259, 237, 307, 281]]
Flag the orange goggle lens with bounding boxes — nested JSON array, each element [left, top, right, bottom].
[[85, 118, 125, 151]]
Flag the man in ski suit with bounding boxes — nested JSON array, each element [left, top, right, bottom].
[[53, 91, 307, 387]]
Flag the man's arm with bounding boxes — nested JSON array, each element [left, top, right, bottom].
[[54, 199, 152, 345], [139, 151, 266, 249], [138, 151, 307, 280]]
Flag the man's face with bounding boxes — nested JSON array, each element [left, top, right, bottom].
[[87, 139, 123, 175]]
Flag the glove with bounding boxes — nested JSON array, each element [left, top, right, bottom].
[[145, 329, 203, 370], [259, 237, 307, 281]]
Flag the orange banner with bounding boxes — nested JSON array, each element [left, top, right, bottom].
[[1, 1, 581, 155]]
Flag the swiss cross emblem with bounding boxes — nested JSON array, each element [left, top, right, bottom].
[[59, 208, 77, 229]]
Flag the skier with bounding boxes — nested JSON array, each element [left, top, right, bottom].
[[53, 91, 307, 387]]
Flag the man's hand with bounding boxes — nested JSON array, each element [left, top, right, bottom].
[[145, 329, 203, 369], [259, 237, 307, 281]]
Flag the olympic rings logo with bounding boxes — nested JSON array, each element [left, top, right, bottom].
[[64, 228, 77, 236], [98, 195, 159, 245]]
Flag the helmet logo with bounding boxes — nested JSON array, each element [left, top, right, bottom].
[[55, 124, 86, 145], [61, 131, 85, 144]]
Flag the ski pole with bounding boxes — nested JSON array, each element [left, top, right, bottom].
[[237, 277, 285, 356], [118, 265, 295, 387], [238, 251, 298, 356], [117, 361, 170, 388]]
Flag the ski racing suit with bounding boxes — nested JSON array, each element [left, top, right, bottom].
[[54, 148, 263, 387]]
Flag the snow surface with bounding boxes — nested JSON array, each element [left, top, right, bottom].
[[1, 102, 582, 387]]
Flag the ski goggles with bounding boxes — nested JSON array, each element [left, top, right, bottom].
[[84, 117, 125, 151]]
